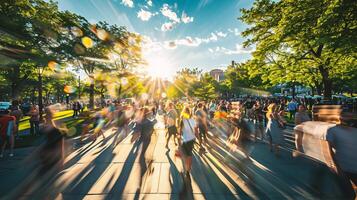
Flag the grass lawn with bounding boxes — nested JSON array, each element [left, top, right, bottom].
[[15, 110, 91, 148]]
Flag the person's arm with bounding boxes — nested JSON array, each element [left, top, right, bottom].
[[194, 125, 199, 137]]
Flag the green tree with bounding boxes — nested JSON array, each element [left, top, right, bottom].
[[240, 0, 357, 99], [192, 73, 218, 100]]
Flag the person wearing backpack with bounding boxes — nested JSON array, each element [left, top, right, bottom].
[[0, 110, 16, 158], [178, 106, 198, 178]]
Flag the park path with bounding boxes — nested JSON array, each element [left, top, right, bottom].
[[1, 115, 349, 200]]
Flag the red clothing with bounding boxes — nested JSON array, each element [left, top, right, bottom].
[[0, 115, 15, 137]]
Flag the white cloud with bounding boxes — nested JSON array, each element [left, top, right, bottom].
[[175, 37, 201, 47], [228, 28, 240, 36], [147, 0, 152, 6], [165, 41, 177, 49], [160, 4, 180, 23], [121, 0, 134, 8], [142, 31, 226, 53], [209, 44, 254, 55], [137, 9, 153, 21], [216, 31, 227, 38], [142, 35, 163, 52], [209, 33, 218, 41], [181, 11, 194, 24], [161, 22, 174, 31]]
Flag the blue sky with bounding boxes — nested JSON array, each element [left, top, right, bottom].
[[55, 0, 254, 79]]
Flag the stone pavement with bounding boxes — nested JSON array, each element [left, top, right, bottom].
[[0, 115, 350, 200]]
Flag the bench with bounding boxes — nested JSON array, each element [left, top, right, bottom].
[[295, 105, 357, 197]]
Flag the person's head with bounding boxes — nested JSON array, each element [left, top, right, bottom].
[[181, 106, 192, 119], [298, 104, 306, 112], [166, 102, 174, 110], [197, 102, 203, 109], [12, 100, 19, 107]]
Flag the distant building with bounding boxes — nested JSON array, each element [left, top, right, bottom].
[[210, 69, 224, 82]]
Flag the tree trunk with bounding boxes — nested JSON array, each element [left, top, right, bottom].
[[11, 66, 20, 100], [319, 65, 332, 100], [118, 83, 122, 99], [89, 83, 95, 109]]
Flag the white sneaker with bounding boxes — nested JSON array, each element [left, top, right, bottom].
[[9, 153, 14, 157], [0, 154, 3, 158]]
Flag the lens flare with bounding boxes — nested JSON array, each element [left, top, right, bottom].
[[82, 36, 93, 48], [64, 85, 76, 94], [71, 26, 83, 37], [48, 61, 60, 71], [96, 29, 109, 41]]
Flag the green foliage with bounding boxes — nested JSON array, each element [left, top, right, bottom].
[[192, 73, 218, 100], [240, 0, 357, 98], [0, 0, 145, 103]]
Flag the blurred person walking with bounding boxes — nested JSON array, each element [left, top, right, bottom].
[[287, 99, 298, 120], [265, 103, 285, 156], [28, 105, 40, 135], [39, 107, 65, 174], [165, 102, 178, 148], [10, 100, 23, 137], [295, 104, 311, 125], [194, 102, 208, 151], [0, 110, 16, 157]]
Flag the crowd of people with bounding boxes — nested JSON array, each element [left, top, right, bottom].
[[0, 95, 355, 181]]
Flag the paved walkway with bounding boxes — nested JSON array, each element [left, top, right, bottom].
[[0, 116, 350, 200]]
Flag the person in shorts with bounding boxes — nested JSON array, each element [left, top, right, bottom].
[[165, 102, 178, 148], [179, 106, 198, 178]]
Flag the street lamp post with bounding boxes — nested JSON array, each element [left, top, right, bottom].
[[37, 66, 44, 122]]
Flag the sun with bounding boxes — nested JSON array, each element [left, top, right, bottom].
[[144, 53, 175, 80], [147, 65, 167, 79]]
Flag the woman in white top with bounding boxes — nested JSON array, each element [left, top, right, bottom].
[[178, 106, 198, 177]]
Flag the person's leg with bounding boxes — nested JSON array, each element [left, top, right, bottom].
[[35, 121, 39, 135], [101, 130, 105, 140], [198, 129, 203, 149], [203, 130, 208, 145], [0, 139, 7, 157], [30, 121, 34, 135], [185, 156, 192, 172], [9, 134, 14, 156], [166, 131, 172, 148]]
